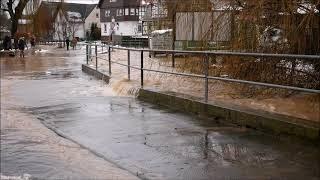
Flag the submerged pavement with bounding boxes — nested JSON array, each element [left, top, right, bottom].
[[1, 46, 319, 179]]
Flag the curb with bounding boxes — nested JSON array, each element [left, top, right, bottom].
[[82, 64, 110, 83], [138, 89, 319, 141]]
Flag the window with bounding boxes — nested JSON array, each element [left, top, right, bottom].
[[125, 8, 129, 16], [135, 8, 139, 15], [104, 24, 107, 32], [130, 8, 135, 16], [139, 7, 145, 16], [117, 9, 123, 16], [105, 10, 110, 17], [96, 13, 99, 18], [138, 24, 142, 33]]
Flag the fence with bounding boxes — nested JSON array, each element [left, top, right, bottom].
[[83, 43, 320, 102], [38, 40, 65, 45]]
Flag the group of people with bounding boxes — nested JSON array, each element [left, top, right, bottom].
[[65, 37, 78, 51], [2, 35, 78, 57], [2, 35, 36, 58]]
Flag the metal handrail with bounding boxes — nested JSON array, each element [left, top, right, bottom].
[[82, 43, 320, 101], [108, 46, 320, 60], [80, 42, 320, 60]]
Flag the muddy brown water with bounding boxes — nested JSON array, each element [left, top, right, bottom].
[[1, 46, 319, 179]]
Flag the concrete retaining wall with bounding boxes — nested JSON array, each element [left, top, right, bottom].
[[81, 64, 110, 83], [138, 89, 319, 141]]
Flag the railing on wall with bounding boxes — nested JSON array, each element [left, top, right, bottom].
[[82, 43, 320, 102]]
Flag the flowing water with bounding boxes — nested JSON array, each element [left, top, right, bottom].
[[1, 45, 319, 179], [1, 46, 137, 179]]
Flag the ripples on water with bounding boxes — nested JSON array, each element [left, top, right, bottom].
[[1, 47, 138, 180]]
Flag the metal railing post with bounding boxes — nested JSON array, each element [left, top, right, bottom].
[[204, 54, 209, 102], [128, 50, 131, 80], [95, 44, 98, 70], [86, 44, 88, 64], [172, 52, 175, 67], [88, 44, 91, 61], [108, 46, 111, 75], [141, 50, 144, 87]]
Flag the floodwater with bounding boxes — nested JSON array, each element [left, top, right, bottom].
[[1, 46, 319, 179]]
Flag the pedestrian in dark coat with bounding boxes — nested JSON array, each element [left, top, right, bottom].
[[30, 37, 36, 48], [66, 38, 70, 51], [18, 37, 26, 58], [3, 36, 11, 50]]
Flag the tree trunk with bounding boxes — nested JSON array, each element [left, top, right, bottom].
[[6, 0, 30, 37], [11, 18, 18, 37]]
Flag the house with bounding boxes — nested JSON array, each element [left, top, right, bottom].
[[34, 2, 99, 41], [84, 6, 101, 37], [53, 3, 97, 40], [33, 1, 60, 40], [98, 0, 142, 42]]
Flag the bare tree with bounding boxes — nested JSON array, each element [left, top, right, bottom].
[[1, 0, 30, 36], [67, 16, 80, 38], [53, 9, 68, 44]]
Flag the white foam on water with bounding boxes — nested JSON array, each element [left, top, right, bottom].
[[0, 173, 32, 180], [35, 49, 49, 53]]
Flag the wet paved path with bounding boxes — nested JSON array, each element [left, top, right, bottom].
[[1, 46, 319, 179]]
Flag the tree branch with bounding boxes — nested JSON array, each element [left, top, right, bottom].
[[1, 8, 10, 12], [13, 0, 30, 20], [6, 0, 15, 18]]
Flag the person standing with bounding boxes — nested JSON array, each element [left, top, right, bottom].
[[66, 38, 70, 51], [30, 36, 36, 48], [71, 37, 77, 50], [18, 37, 26, 58], [3, 36, 11, 50]]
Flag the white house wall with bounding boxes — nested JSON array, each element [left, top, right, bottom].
[[53, 10, 86, 40], [54, 11, 66, 40], [101, 22, 110, 36], [73, 23, 85, 39], [101, 21, 139, 37], [85, 6, 101, 34], [117, 21, 139, 36]]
